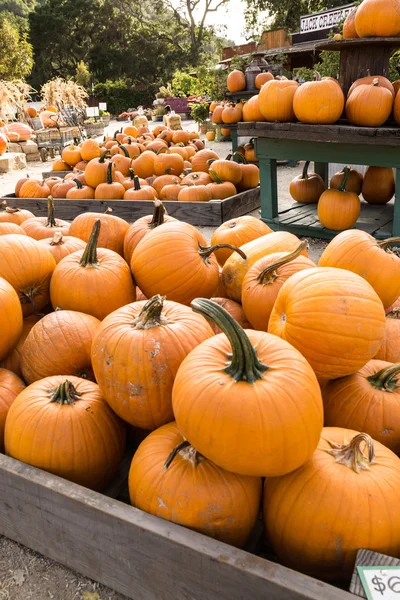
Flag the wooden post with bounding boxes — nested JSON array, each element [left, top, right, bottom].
[[394, 167, 400, 237], [314, 162, 329, 185], [256, 138, 278, 221]]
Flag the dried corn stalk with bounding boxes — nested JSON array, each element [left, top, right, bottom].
[[41, 78, 88, 110], [0, 79, 35, 123]]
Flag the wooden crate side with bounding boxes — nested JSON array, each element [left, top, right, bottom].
[[0, 454, 353, 600], [222, 186, 260, 221]]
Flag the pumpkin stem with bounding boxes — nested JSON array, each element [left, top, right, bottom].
[[325, 433, 374, 474], [191, 298, 269, 383], [163, 440, 204, 471], [99, 152, 109, 164], [131, 294, 170, 329], [387, 307, 400, 319], [301, 161, 310, 180], [338, 166, 351, 192], [198, 243, 247, 261], [119, 145, 130, 158], [72, 178, 83, 190], [377, 237, 400, 251], [149, 199, 167, 228], [46, 196, 57, 227], [372, 78, 380, 87], [313, 71, 322, 81], [50, 380, 81, 405], [50, 231, 63, 246], [233, 152, 248, 164], [128, 168, 135, 181], [257, 240, 309, 284], [209, 169, 223, 184], [80, 220, 100, 267], [367, 363, 400, 392], [134, 176, 141, 191], [105, 161, 114, 185]]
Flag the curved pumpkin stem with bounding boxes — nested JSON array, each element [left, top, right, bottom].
[[325, 432, 374, 473], [50, 380, 81, 405], [131, 294, 170, 329], [232, 152, 248, 164], [50, 231, 63, 246], [313, 71, 322, 81], [128, 168, 135, 181], [191, 298, 269, 383], [367, 363, 400, 392], [198, 243, 247, 260], [257, 240, 309, 285], [301, 161, 310, 180], [105, 161, 114, 185], [72, 178, 83, 190], [133, 176, 141, 191], [163, 440, 204, 470], [80, 219, 100, 267], [338, 166, 351, 192], [377, 237, 400, 251], [119, 145, 130, 158], [209, 169, 223, 184], [46, 196, 57, 228], [150, 199, 167, 228]]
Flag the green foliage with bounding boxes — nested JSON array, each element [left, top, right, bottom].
[[75, 61, 91, 88], [293, 67, 314, 81], [166, 66, 227, 100], [0, 13, 33, 79], [189, 101, 209, 124], [0, 0, 37, 18], [171, 71, 197, 97], [389, 51, 400, 82], [93, 80, 153, 114], [314, 51, 340, 78]]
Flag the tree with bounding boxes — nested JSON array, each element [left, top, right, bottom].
[[75, 61, 91, 88], [0, 0, 37, 18], [0, 13, 33, 79]]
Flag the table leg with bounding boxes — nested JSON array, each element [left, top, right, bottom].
[[231, 128, 238, 155], [314, 162, 329, 186], [393, 168, 400, 237], [258, 157, 278, 221]]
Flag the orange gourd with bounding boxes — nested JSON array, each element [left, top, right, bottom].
[[343, 6, 359, 38], [259, 79, 299, 122], [132, 151, 156, 179], [242, 95, 265, 122], [330, 167, 363, 194], [319, 230, 400, 309], [123, 125, 138, 137], [154, 152, 184, 177], [61, 144, 82, 167], [52, 159, 72, 171], [211, 216, 271, 266], [173, 298, 323, 477], [68, 210, 129, 257], [38, 232, 86, 264], [264, 428, 400, 581], [0, 278, 23, 361], [227, 70, 246, 93], [221, 103, 242, 124], [242, 241, 316, 331], [151, 174, 180, 196], [177, 185, 212, 202], [66, 178, 95, 199], [207, 175, 236, 200], [211, 105, 224, 124], [0, 223, 26, 236], [255, 71, 274, 89], [51, 179, 77, 198], [160, 184, 183, 200], [208, 158, 242, 185], [4, 376, 126, 491], [362, 166, 395, 204], [19, 179, 50, 199], [289, 161, 325, 203], [21, 196, 70, 240], [0, 368, 25, 452], [128, 422, 262, 547], [191, 149, 219, 172], [123, 176, 157, 200], [180, 172, 212, 186], [50, 220, 136, 320], [94, 162, 125, 199], [346, 78, 393, 127], [347, 74, 395, 98], [293, 72, 345, 124], [318, 166, 360, 230], [80, 139, 101, 161], [20, 310, 100, 384], [123, 200, 175, 263], [355, 0, 400, 37], [92, 295, 214, 430], [268, 267, 385, 379], [84, 154, 110, 188]]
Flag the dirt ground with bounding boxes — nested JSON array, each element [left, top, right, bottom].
[[0, 119, 327, 600]]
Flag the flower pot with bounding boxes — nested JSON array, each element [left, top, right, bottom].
[[199, 124, 207, 134]]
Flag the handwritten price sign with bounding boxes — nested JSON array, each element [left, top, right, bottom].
[[358, 567, 400, 599]]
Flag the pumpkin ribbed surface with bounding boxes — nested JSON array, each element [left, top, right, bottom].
[[0, 368, 25, 452], [0, 315, 40, 377]]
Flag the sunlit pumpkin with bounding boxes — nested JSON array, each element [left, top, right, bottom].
[[242, 95, 265, 122], [255, 71, 274, 89], [343, 6, 359, 38], [0, 368, 25, 452], [346, 78, 393, 127], [191, 149, 219, 172], [21, 196, 70, 240], [0, 277, 23, 361], [211, 216, 271, 267], [259, 79, 299, 122], [318, 166, 360, 230], [330, 167, 363, 194], [38, 232, 86, 264], [69, 210, 129, 257], [227, 70, 246, 93], [355, 0, 400, 37], [80, 139, 101, 161], [293, 72, 345, 124]]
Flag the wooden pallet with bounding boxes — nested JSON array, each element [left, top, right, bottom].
[[265, 201, 394, 240], [3, 187, 260, 227], [0, 452, 356, 600]]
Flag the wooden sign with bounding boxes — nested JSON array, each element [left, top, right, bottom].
[[300, 3, 355, 34]]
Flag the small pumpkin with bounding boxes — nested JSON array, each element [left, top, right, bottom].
[[289, 161, 325, 203], [318, 166, 360, 230], [180, 172, 212, 186], [343, 7, 359, 38], [172, 299, 323, 477], [242, 95, 265, 122], [132, 151, 156, 179], [38, 232, 86, 264], [80, 139, 101, 161], [178, 185, 212, 202], [151, 174, 180, 197], [0, 368, 25, 452], [128, 422, 262, 547], [362, 166, 395, 205], [212, 106, 224, 124], [205, 131, 215, 141], [110, 144, 133, 176], [227, 70, 246, 93], [160, 183, 183, 200], [221, 103, 242, 124], [255, 71, 274, 89], [69, 210, 129, 257], [123, 176, 157, 200], [211, 216, 271, 266], [51, 179, 77, 198], [84, 154, 109, 188], [0, 133, 6, 156], [94, 162, 125, 200], [293, 72, 345, 124], [66, 178, 95, 199], [4, 376, 126, 491], [21, 196, 70, 240], [347, 74, 395, 98], [346, 78, 393, 127], [207, 158, 242, 185], [191, 149, 219, 172], [0, 203, 34, 225], [330, 167, 363, 194], [19, 179, 50, 199], [154, 152, 184, 177], [52, 159, 71, 171], [207, 170, 236, 200], [61, 144, 82, 167]]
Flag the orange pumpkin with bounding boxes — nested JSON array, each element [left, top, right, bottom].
[[242, 95, 265, 122], [160, 183, 183, 200], [91, 295, 214, 430], [15, 176, 31, 198], [375, 308, 400, 362], [242, 241, 316, 331], [362, 166, 395, 204], [211, 216, 271, 266], [0, 277, 23, 360], [66, 179, 95, 199], [268, 267, 386, 379], [289, 161, 325, 203], [123, 177, 157, 200], [51, 179, 77, 198], [221, 103, 242, 124], [80, 139, 101, 161], [227, 70, 246, 93], [264, 428, 400, 581], [132, 151, 156, 179], [347, 74, 395, 98], [123, 125, 139, 137], [5, 376, 126, 491], [61, 144, 82, 167], [3, 122, 32, 142], [0, 223, 26, 236], [355, 0, 400, 37], [209, 297, 251, 334], [330, 167, 363, 194], [255, 71, 274, 89], [208, 159, 242, 185], [207, 176, 236, 200], [94, 162, 125, 199], [153, 152, 184, 177], [0, 132, 6, 156], [173, 298, 323, 476], [50, 220, 136, 320], [0, 368, 25, 452], [20, 310, 100, 384], [180, 172, 212, 186], [151, 174, 180, 197], [178, 185, 212, 202], [84, 154, 109, 188], [343, 7, 359, 38], [19, 179, 50, 199], [69, 210, 129, 257], [346, 78, 393, 127], [293, 72, 344, 124], [259, 79, 299, 122], [43, 176, 63, 192], [52, 159, 72, 171], [211, 105, 224, 124], [21, 196, 70, 240], [318, 167, 360, 230], [38, 232, 86, 263], [128, 422, 261, 547], [26, 106, 38, 118], [0, 203, 34, 225], [0, 315, 40, 378]]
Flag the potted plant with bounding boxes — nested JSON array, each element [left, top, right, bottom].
[[190, 102, 210, 133], [99, 109, 110, 127], [84, 118, 104, 136], [152, 106, 166, 122]]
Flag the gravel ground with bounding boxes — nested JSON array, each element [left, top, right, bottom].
[[0, 119, 327, 600]]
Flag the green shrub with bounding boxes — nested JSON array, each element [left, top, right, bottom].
[[93, 80, 153, 114]]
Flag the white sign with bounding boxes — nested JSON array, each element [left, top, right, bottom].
[[358, 566, 400, 600], [99, 102, 107, 111], [86, 106, 99, 117], [300, 3, 355, 33]]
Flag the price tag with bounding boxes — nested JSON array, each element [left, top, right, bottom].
[[99, 102, 107, 110], [358, 566, 400, 599], [86, 107, 96, 117]]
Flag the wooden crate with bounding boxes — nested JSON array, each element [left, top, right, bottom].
[[0, 452, 355, 600], [3, 187, 260, 227]]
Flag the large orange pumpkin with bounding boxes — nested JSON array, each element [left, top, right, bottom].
[[50, 221, 136, 320], [61, 144, 82, 167], [0, 278, 23, 361], [293, 72, 344, 124], [84, 154, 110, 188], [91, 295, 214, 430], [80, 139, 101, 161], [0, 235, 56, 317], [191, 149, 219, 172], [242, 241, 316, 331], [264, 428, 400, 581], [207, 159, 242, 185], [319, 230, 400, 309], [289, 161, 325, 203], [259, 79, 299, 122], [3, 122, 32, 142], [268, 267, 386, 379], [0, 368, 25, 452], [221, 103, 242, 124], [0, 223, 26, 236], [4, 376, 126, 491], [19, 179, 50, 199], [375, 308, 400, 362], [355, 0, 400, 37], [94, 162, 125, 200], [21, 196, 70, 240], [69, 210, 129, 257], [318, 166, 360, 230], [210, 216, 272, 266], [172, 298, 323, 477], [347, 74, 395, 99], [361, 166, 395, 205], [227, 70, 246, 93], [128, 422, 262, 547], [153, 152, 184, 177], [0, 315, 40, 377], [20, 310, 100, 384], [346, 78, 393, 127], [132, 151, 156, 179], [343, 6, 359, 38]]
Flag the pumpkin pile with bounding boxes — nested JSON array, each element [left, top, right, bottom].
[[14, 125, 260, 202], [2, 199, 400, 581]]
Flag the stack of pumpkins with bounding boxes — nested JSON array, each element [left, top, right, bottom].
[[289, 162, 395, 230], [0, 201, 400, 583], [14, 125, 260, 202]]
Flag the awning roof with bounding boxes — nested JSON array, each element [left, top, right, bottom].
[[262, 42, 320, 56]]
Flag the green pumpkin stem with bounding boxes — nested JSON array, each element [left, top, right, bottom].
[[377, 237, 400, 251], [80, 219, 100, 267], [191, 298, 269, 383], [46, 196, 57, 228], [301, 161, 310, 180], [325, 433, 374, 473], [209, 169, 223, 184], [131, 294, 170, 329], [150, 199, 167, 228], [338, 166, 351, 192], [367, 363, 400, 392], [232, 152, 248, 164], [257, 240, 308, 284], [163, 440, 204, 470], [50, 380, 81, 405], [198, 243, 247, 260], [99, 152, 109, 163]]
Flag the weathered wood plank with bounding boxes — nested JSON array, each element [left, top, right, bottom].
[[221, 186, 260, 221], [350, 549, 400, 598], [0, 454, 353, 600]]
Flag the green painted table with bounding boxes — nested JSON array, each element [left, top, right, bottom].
[[238, 121, 400, 240]]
